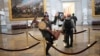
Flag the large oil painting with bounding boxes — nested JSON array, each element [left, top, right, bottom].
[[9, 0, 45, 20], [92, 0, 100, 16]]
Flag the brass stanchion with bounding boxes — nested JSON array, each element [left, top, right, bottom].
[[42, 37, 46, 56], [26, 19, 29, 48], [26, 31, 29, 47], [88, 27, 90, 46]]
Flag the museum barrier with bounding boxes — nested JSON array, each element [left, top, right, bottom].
[[29, 33, 41, 41], [29, 34, 97, 55], [92, 29, 100, 30], [73, 30, 87, 34], [51, 41, 97, 55], [29, 30, 87, 42], [0, 32, 24, 35], [29, 32, 97, 55], [0, 32, 97, 55], [0, 42, 40, 51]]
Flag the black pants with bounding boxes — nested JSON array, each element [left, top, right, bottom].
[[43, 33, 54, 55], [74, 21, 76, 26], [64, 29, 73, 46]]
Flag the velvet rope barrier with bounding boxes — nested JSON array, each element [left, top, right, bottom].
[[0, 42, 40, 51], [73, 30, 87, 34], [92, 29, 100, 30], [29, 30, 87, 42], [29, 33, 97, 55], [0, 32, 24, 35], [29, 33, 41, 41], [51, 41, 97, 55]]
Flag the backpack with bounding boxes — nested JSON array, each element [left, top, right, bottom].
[[64, 19, 73, 30]]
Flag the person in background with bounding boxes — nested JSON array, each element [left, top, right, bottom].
[[62, 14, 75, 48], [71, 13, 77, 32]]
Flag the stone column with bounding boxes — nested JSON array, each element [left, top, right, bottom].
[[81, 0, 88, 25]]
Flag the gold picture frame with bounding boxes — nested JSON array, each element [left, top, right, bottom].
[[8, 0, 46, 21], [92, 0, 100, 17]]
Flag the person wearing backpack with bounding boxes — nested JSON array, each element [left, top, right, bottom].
[[62, 14, 75, 48]]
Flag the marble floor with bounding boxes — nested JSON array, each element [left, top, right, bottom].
[[0, 26, 100, 56]]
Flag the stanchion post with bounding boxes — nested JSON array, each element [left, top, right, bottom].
[[26, 19, 29, 48], [88, 27, 90, 46], [42, 37, 46, 56], [26, 31, 29, 47]]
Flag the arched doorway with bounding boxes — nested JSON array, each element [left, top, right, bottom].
[[62, 2, 75, 16]]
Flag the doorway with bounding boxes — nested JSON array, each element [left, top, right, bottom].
[[62, 2, 75, 16]]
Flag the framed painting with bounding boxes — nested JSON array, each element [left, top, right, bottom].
[[8, 0, 46, 21], [92, 0, 100, 16]]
